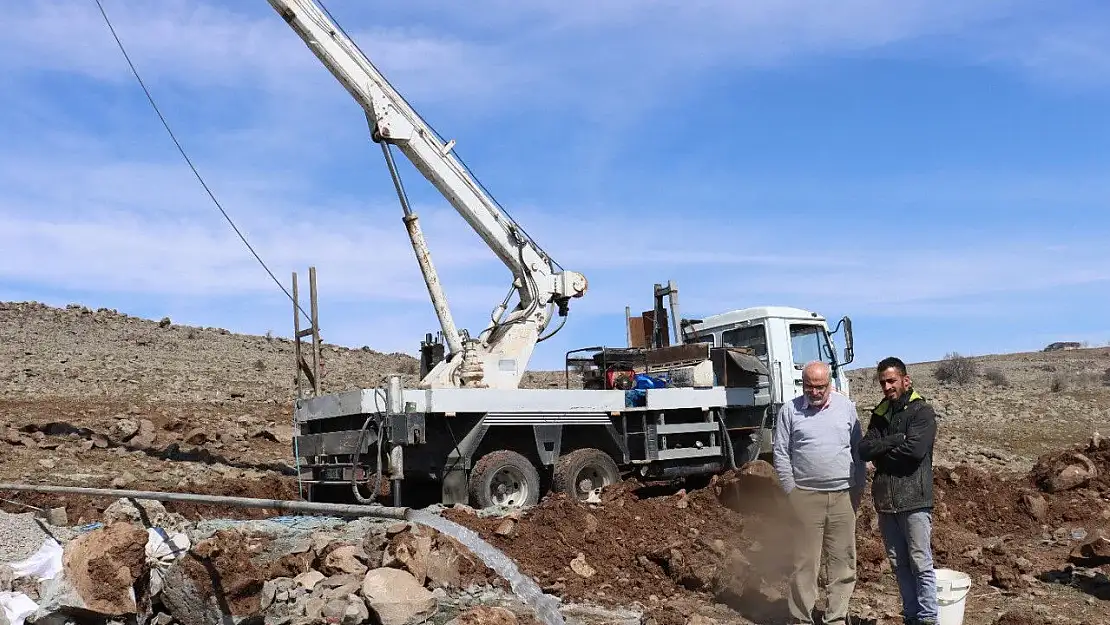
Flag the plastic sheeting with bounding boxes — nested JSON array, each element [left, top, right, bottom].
[[0, 537, 62, 625], [0, 591, 38, 625], [145, 527, 191, 597]]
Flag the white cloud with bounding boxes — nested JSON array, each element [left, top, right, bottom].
[[3, 0, 1110, 370], [0, 0, 521, 107], [670, 238, 1110, 322], [8, 0, 1104, 119]]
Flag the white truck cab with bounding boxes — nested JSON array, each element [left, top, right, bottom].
[[688, 306, 855, 403]]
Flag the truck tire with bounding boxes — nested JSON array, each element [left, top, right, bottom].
[[468, 450, 541, 510], [552, 448, 621, 502]]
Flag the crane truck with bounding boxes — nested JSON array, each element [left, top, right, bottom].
[[267, 0, 856, 509]]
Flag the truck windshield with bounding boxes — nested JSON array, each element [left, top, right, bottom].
[[790, 324, 836, 369]]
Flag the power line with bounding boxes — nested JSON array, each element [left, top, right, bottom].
[[92, 0, 308, 319]]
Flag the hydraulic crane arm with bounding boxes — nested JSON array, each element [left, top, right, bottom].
[[267, 0, 588, 389]]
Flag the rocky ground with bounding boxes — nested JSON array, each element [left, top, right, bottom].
[[1, 301, 1109, 625]]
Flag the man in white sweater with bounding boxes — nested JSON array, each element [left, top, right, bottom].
[[773, 360, 866, 625]]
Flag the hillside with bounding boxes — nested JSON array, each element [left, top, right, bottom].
[[0, 301, 565, 517], [847, 347, 1110, 473]]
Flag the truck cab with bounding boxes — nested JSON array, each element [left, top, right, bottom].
[[685, 306, 855, 457]]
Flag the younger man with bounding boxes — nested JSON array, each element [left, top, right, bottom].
[[858, 357, 939, 625]]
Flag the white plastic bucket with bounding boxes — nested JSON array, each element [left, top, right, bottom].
[[936, 568, 972, 625]]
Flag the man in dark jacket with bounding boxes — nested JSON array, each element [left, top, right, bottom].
[[858, 357, 938, 625]]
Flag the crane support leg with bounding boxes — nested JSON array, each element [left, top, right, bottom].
[[379, 138, 463, 356]]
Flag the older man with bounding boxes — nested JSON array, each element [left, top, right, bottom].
[[773, 360, 866, 625]]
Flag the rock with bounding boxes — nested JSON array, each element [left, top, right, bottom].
[[294, 570, 325, 590], [583, 513, 599, 534], [569, 553, 596, 578], [1038, 452, 1097, 492], [110, 474, 137, 489], [183, 429, 207, 446], [259, 579, 278, 611], [425, 545, 462, 589], [361, 531, 388, 566], [385, 522, 410, 537], [990, 564, 1019, 590], [674, 489, 689, 509], [108, 419, 140, 443], [1069, 529, 1110, 565], [0, 564, 13, 592], [322, 545, 368, 577], [34, 523, 148, 620], [686, 615, 719, 625], [1020, 494, 1047, 522], [392, 532, 433, 586], [102, 498, 183, 530], [360, 567, 436, 625], [1088, 433, 1104, 452], [494, 519, 515, 537], [322, 594, 370, 625], [452, 605, 518, 625], [317, 573, 363, 601], [44, 507, 68, 527], [130, 419, 158, 448]]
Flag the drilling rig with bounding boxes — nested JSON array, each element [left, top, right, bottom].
[[268, 0, 855, 508]]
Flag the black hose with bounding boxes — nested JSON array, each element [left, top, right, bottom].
[[714, 409, 738, 471]]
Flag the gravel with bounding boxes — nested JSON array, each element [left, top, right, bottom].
[[0, 510, 50, 562]]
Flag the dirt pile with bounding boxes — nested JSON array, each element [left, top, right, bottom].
[[440, 463, 814, 624], [889, 435, 1110, 593]]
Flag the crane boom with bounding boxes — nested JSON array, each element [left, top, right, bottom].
[[267, 0, 588, 389]]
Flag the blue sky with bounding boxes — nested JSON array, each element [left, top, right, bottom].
[[2, 0, 1110, 373]]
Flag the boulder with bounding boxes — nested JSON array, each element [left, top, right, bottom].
[[1034, 452, 1097, 493], [360, 567, 436, 625], [33, 522, 148, 621], [1069, 529, 1110, 566], [321, 545, 368, 577], [391, 530, 434, 586]]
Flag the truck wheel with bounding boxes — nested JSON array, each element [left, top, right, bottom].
[[552, 448, 621, 503], [468, 450, 541, 509]]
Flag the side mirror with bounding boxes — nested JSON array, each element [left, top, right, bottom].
[[841, 316, 854, 364], [831, 315, 854, 365]]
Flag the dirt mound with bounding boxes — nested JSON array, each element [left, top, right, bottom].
[[443, 444, 1110, 620], [443, 466, 801, 623]]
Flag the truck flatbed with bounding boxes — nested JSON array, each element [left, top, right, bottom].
[[294, 385, 759, 422]]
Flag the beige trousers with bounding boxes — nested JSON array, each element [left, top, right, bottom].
[[786, 487, 857, 625]]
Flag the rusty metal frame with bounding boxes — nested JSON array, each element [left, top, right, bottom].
[[293, 267, 322, 399]]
